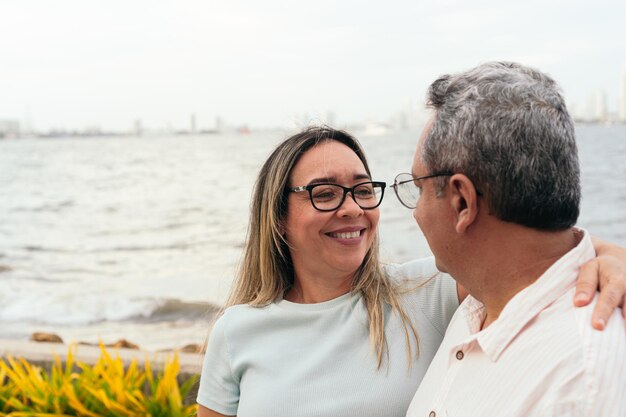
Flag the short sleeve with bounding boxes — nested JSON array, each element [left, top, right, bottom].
[[196, 313, 240, 415], [385, 257, 459, 335]]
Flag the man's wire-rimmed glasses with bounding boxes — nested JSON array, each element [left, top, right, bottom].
[[391, 172, 453, 209], [289, 181, 386, 212]]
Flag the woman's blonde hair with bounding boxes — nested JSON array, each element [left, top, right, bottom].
[[225, 126, 418, 368]]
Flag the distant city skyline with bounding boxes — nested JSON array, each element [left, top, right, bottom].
[[620, 65, 626, 121], [570, 66, 626, 123], [1, 1, 625, 132], [3, 79, 626, 139], [4, 74, 626, 135]]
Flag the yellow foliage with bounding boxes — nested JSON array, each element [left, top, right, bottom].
[[0, 343, 199, 417]]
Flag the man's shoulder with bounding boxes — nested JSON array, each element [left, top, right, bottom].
[[477, 286, 623, 383], [532, 288, 624, 344], [571, 292, 626, 363], [529, 289, 625, 389], [543, 289, 625, 343]]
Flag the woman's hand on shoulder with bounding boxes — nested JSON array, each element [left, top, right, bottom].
[[576, 237, 626, 329]]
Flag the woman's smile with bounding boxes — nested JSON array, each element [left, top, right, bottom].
[[325, 226, 367, 244]]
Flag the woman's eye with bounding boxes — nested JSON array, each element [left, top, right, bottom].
[[354, 188, 374, 198], [312, 188, 339, 201]]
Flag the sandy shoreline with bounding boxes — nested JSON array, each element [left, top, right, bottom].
[[0, 338, 204, 376]]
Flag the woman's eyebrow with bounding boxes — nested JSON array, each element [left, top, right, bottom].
[[307, 173, 370, 185], [354, 173, 371, 181], [307, 176, 335, 185]]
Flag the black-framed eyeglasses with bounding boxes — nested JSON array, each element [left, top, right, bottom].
[[391, 172, 453, 209], [289, 181, 386, 212]]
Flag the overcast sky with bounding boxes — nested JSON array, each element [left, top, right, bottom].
[[1, 0, 625, 131]]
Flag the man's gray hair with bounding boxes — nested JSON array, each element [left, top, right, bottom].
[[424, 61, 580, 230]]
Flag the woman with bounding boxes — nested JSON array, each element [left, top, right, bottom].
[[197, 126, 626, 417]]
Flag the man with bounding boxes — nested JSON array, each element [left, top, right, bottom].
[[400, 62, 625, 416]]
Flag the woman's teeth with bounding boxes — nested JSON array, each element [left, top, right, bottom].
[[329, 230, 361, 239]]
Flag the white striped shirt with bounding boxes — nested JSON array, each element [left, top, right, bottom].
[[406, 231, 626, 417]]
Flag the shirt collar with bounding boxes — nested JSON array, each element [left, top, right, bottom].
[[458, 229, 595, 362]]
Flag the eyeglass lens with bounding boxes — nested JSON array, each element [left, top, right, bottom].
[[394, 174, 421, 209], [310, 183, 383, 211]]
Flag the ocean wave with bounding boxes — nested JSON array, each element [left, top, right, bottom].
[[23, 245, 73, 253], [9, 200, 74, 213], [88, 220, 202, 237], [21, 243, 200, 254], [0, 291, 219, 326], [141, 299, 219, 322]]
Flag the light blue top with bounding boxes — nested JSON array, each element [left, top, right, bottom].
[[197, 257, 458, 417]]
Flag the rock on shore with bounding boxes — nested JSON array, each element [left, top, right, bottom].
[[28, 332, 204, 353]]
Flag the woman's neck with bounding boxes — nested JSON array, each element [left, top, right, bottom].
[[284, 271, 353, 303]]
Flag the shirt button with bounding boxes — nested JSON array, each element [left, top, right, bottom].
[[456, 350, 464, 360], [429, 412, 436, 417]]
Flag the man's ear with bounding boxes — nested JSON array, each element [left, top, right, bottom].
[[449, 174, 479, 234]]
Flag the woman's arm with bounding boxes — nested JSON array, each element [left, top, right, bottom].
[[197, 314, 240, 416], [198, 405, 235, 417]]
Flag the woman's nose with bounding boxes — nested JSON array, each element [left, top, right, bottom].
[[336, 193, 363, 217]]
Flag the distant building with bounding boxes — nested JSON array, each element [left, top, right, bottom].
[[190, 114, 197, 134], [0, 119, 21, 138], [619, 65, 626, 122], [133, 119, 143, 136], [83, 125, 102, 136], [215, 116, 224, 132], [586, 89, 608, 122]]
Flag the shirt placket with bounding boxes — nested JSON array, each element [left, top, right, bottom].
[[427, 338, 476, 417]]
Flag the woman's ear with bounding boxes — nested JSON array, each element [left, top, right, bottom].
[[449, 174, 479, 234]]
